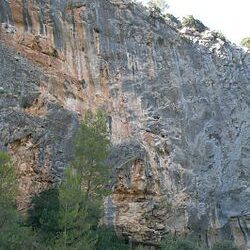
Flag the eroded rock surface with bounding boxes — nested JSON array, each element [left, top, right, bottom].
[[0, 0, 249, 248]]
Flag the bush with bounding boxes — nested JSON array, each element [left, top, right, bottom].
[[0, 152, 36, 250], [95, 227, 128, 250], [51, 48, 58, 58], [28, 188, 60, 235], [212, 241, 239, 250], [148, 0, 169, 18], [160, 235, 205, 250], [241, 37, 250, 48], [165, 13, 180, 24], [134, 245, 145, 250], [212, 31, 226, 41], [182, 15, 208, 32]]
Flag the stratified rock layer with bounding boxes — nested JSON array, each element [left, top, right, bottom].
[[0, 0, 249, 248]]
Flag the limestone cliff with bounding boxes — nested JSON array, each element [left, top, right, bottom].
[[0, 0, 249, 248]]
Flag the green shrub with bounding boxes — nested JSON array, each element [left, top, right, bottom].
[[182, 15, 208, 32], [165, 13, 179, 24], [0, 224, 37, 250], [160, 235, 205, 250], [212, 31, 226, 41], [95, 227, 128, 250], [0, 152, 36, 250], [134, 245, 145, 250], [148, 0, 169, 18], [241, 37, 250, 48], [28, 188, 60, 235], [212, 241, 238, 250], [51, 48, 59, 58]]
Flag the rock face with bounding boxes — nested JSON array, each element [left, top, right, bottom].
[[0, 0, 249, 248]]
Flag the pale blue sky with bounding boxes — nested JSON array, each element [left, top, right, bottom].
[[142, 0, 250, 44]]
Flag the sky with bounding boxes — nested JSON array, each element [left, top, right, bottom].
[[142, 0, 250, 45]]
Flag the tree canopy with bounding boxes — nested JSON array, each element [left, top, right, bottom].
[[51, 110, 113, 248], [181, 15, 208, 32]]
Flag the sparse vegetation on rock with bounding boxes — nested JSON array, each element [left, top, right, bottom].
[[241, 37, 250, 48], [160, 236, 205, 250], [182, 15, 208, 32], [147, 0, 169, 18]]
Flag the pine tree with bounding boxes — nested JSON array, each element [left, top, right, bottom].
[[53, 167, 93, 249], [56, 110, 112, 249], [148, 0, 169, 16], [73, 110, 111, 213]]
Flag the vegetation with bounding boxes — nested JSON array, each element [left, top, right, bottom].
[[31, 110, 124, 249], [95, 227, 128, 250], [0, 152, 35, 249], [181, 15, 208, 32], [160, 235, 205, 250], [148, 0, 169, 12], [148, 0, 169, 17], [53, 110, 112, 248], [0, 111, 128, 249], [51, 48, 59, 58], [212, 31, 226, 41], [165, 13, 180, 24], [160, 236, 240, 250], [0, 112, 241, 249], [28, 188, 60, 245], [211, 241, 239, 250], [241, 37, 250, 48], [0, 152, 17, 206]]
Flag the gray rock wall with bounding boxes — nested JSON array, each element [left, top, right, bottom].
[[0, 0, 249, 248], [0, 42, 79, 210]]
